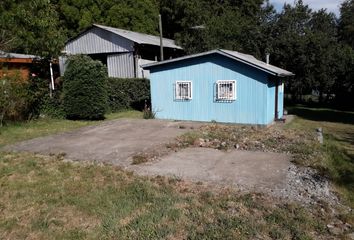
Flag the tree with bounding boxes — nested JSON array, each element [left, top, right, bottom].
[[63, 55, 108, 120], [0, 0, 65, 57], [0, 30, 15, 51], [337, 0, 354, 107], [269, 0, 312, 99], [56, 0, 160, 39], [159, 0, 268, 55], [159, 0, 207, 53], [333, 45, 354, 106], [339, 0, 354, 48], [307, 10, 339, 102]]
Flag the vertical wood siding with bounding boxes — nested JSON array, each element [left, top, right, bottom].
[[107, 53, 134, 78], [150, 54, 274, 125], [65, 27, 134, 54]]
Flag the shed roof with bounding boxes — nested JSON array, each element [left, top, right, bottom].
[[0, 50, 37, 59], [68, 24, 182, 50], [143, 49, 294, 77]]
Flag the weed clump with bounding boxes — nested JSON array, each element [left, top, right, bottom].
[[132, 154, 149, 165], [143, 102, 155, 119]]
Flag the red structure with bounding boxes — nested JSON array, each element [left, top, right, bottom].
[[0, 51, 37, 81]]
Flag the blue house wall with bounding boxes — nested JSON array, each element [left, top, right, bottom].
[[266, 80, 276, 124], [149, 54, 280, 125], [266, 79, 284, 123]]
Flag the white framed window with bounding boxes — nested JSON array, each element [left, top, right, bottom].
[[279, 83, 284, 93], [175, 81, 192, 100], [216, 80, 236, 100]]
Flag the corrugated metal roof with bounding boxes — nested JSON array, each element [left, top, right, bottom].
[[221, 49, 294, 77], [93, 24, 182, 49], [0, 50, 37, 59], [143, 49, 294, 77]]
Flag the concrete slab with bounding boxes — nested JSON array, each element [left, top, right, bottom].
[[131, 148, 291, 191], [3, 119, 200, 166], [3, 119, 292, 193]]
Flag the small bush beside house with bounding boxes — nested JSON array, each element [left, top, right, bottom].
[[63, 55, 108, 120]]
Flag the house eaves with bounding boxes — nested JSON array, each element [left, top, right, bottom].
[[142, 49, 294, 77]]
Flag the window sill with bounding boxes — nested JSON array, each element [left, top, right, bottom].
[[174, 98, 192, 102], [215, 99, 236, 103]]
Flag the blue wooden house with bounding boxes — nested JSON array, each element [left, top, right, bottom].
[[142, 49, 294, 125]]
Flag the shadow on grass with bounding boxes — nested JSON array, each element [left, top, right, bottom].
[[287, 105, 354, 125]]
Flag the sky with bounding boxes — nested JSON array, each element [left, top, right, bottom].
[[270, 0, 344, 16]]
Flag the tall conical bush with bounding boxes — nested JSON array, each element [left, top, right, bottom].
[[63, 55, 107, 120]]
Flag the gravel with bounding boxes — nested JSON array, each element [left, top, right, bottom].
[[272, 164, 339, 206]]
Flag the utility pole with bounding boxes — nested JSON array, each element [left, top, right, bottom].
[[159, 14, 164, 61]]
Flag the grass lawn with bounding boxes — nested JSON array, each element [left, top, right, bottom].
[[0, 152, 331, 239], [0, 106, 353, 239], [0, 110, 142, 147], [286, 106, 354, 210]]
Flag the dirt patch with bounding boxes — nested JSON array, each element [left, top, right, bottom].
[[174, 123, 323, 166]]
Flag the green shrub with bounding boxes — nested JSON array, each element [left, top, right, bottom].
[[107, 78, 150, 112], [62, 55, 108, 120], [27, 76, 65, 119], [28, 76, 51, 118], [40, 92, 65, 119]]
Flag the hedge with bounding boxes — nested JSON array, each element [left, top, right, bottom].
[[107, 78, 150, 112], [63, 55, 108, 120]]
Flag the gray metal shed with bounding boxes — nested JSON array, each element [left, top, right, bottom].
[[60, 24, 183, 78]]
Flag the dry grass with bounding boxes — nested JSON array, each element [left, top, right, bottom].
[[0, 152, 337, 239]]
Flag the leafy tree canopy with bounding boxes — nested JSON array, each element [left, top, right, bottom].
[[339, 0, 354, 48], [55, 0, 160, 38], [0, 0, 65, 58]]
